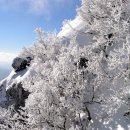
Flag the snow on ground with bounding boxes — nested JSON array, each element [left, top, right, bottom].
[[0, 67, 30, 104], [88, 104, 130, 130], [58, 16, 84, 38], [58, 16, 92, 46]]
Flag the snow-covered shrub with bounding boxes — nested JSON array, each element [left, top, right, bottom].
[[0, 106, 29, 130], [21, 29, 99, 129], [22, 27, 130, 130], [78, 0, 130, 70], [78, 0, 130, 126]]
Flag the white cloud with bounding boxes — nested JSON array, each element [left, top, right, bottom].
[[27, 0, 49, 15], [0, 0, 70, 15], [27, 0, 71, 15], [0, 52, 17, 64]]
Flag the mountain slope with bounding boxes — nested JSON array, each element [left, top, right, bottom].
[[58, 16, 92, 46], [1, 1, 130, 128]]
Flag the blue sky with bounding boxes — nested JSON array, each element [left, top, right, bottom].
[[0, 0, 81, 67]]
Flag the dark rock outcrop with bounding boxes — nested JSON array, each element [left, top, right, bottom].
[[12, 57, 32, 72], [12, 57, 28, 72], [6, 82, 30, 110]]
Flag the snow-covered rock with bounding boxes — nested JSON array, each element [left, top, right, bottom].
[[6, 82, 30, 110], [12, 57, 31, 72], [0, 67, 31, 108]]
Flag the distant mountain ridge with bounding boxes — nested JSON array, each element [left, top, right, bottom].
[[0, 67, 11, 81]]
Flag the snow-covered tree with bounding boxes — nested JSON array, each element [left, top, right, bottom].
[[78, 0, 130, 126], [78, 0, 130, 65], [21, 26, 130, 130], [23, 30, 95, 130], [20, 0, 130, 128]]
